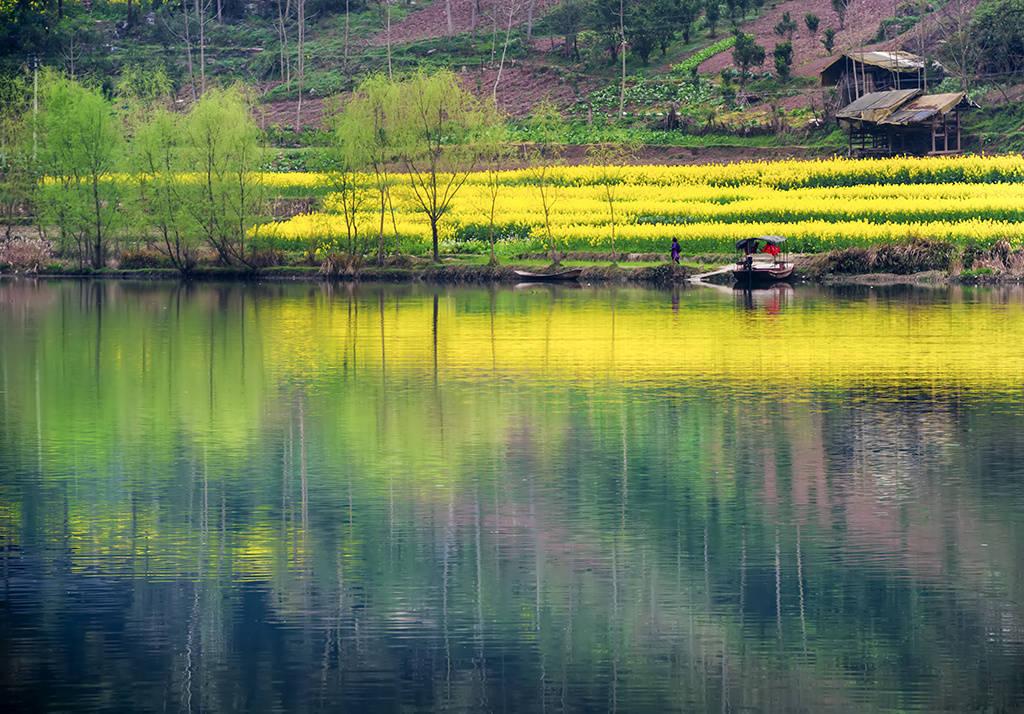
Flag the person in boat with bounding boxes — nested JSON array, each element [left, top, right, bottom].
[[670, 237, 681, 264]]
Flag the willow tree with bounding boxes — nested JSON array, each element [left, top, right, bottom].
[[181, 86, 265, 267], [524, 100, 563, 266], [587, 141, 638, 265], [339, 75, 399, 266], [129, 109, 198, 272], [390, 70, 500, 262], [0, 74, 35, 244], [480, 131, 511, 267], [322, 96, 370, 267], [36, 75, 123, 268]]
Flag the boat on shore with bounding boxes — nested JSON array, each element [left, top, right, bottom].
[[513, 268, 582, 282], [732, 236, 794, 284]]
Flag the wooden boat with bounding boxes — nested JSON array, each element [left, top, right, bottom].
[[732, 236, 794, 284], [732, 260, 794, 282], [513, 268, 582, 282]]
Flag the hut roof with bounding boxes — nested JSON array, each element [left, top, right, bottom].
[[879, 92, 977, 125], [835, 89, 922, 123], [820, 51, 933, 86]]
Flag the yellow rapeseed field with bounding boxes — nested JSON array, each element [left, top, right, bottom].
[[256, 155, 1024, 254]]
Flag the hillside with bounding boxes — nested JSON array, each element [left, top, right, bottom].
[[3, 0, 1023, 153]]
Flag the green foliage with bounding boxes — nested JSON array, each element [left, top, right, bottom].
[[449, 221, 533, 245], [128, 108, 199, 273], [732, 31, 766, 84], [960, 266, 997, 279], [704, 0, 722, 36], [36, 73, 123, 268], [972, 0, 1024, 77], [773, 41, 793, 78], [773, 11, 797, 41], [262, 125, 332, 149], [115, 63, 173, 117], [0, 72, 35, 243], [822, 28, 837, 54], [329, 74, 402, 264], [593, 0, 694, 66], [671, 36, 737, 74], [589, 75, 718, 110], [804, 13, 820, 34], [831, 0, 851, 28], [181, 86, 266, 267], [390, 69, 501, 261], [873, 16, 919, 43]]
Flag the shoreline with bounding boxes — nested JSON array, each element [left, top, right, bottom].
[[4, 262, 1022, 288]]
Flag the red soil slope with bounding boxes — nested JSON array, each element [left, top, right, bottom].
[[371, 0, 562, 46], [699, 0, 979, 79]]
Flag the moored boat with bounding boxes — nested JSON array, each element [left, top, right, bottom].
[[732, 236, 794, 284], [513, 268, 582, 282]]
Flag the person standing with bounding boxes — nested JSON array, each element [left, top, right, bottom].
[[670, 237, 681, 264]]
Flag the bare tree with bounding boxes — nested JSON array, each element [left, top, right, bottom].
[[526, 0, 537, 44], [194, 0, 209, 94], [381, 0, 394, 78], [179, 0, 198, 100], [618, 0, 626, 119], [296, 0, 306, 131], [277, 0, 293, 86], [344, 0, 351, 71], [493, 0, 521, 105], [62, 29, 82, 78], [933, 0, 979, 91]]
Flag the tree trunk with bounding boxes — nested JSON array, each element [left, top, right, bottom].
[[91, 174, 103, 269], [493, 4, 515, 104], [618, 0, 626, 119], [344, 0, 351, 71], [386, 1, 392, 78], [277, 0, 292, 86], [446, 0, 453, 36], [378, 190, 385, 266], [195, 0, 206, 93], [526, 0, 536, 44], [183, 0, 197, 100], [296, 0, 305, 131], [431, 219, 440, 262]]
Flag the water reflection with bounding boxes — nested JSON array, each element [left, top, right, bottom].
[[1, 279, 1023, 712]]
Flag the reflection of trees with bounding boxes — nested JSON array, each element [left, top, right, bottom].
[[2, 281, 1024, 710]]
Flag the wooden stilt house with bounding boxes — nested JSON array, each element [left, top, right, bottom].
[[820, 51, 942, 107], [834, 89, 976, 157]]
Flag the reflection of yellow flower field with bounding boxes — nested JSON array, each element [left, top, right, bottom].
[[257, 156, 1024, 254]]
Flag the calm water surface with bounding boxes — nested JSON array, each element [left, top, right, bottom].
[[1, 279, 1023, 712]]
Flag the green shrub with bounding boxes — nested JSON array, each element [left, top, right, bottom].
[[872, 239, 956, 274], [118, 249, 172, 269], [449, 221, 533, 245], [960, 266, 997, 280], [824, 246, 874, 274]]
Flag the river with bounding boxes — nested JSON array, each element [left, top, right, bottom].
[[1, 279, 1022, 711]]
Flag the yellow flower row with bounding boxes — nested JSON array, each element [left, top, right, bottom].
[[254, 156, 1024, 253], [262, 154, 1024, 191]]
